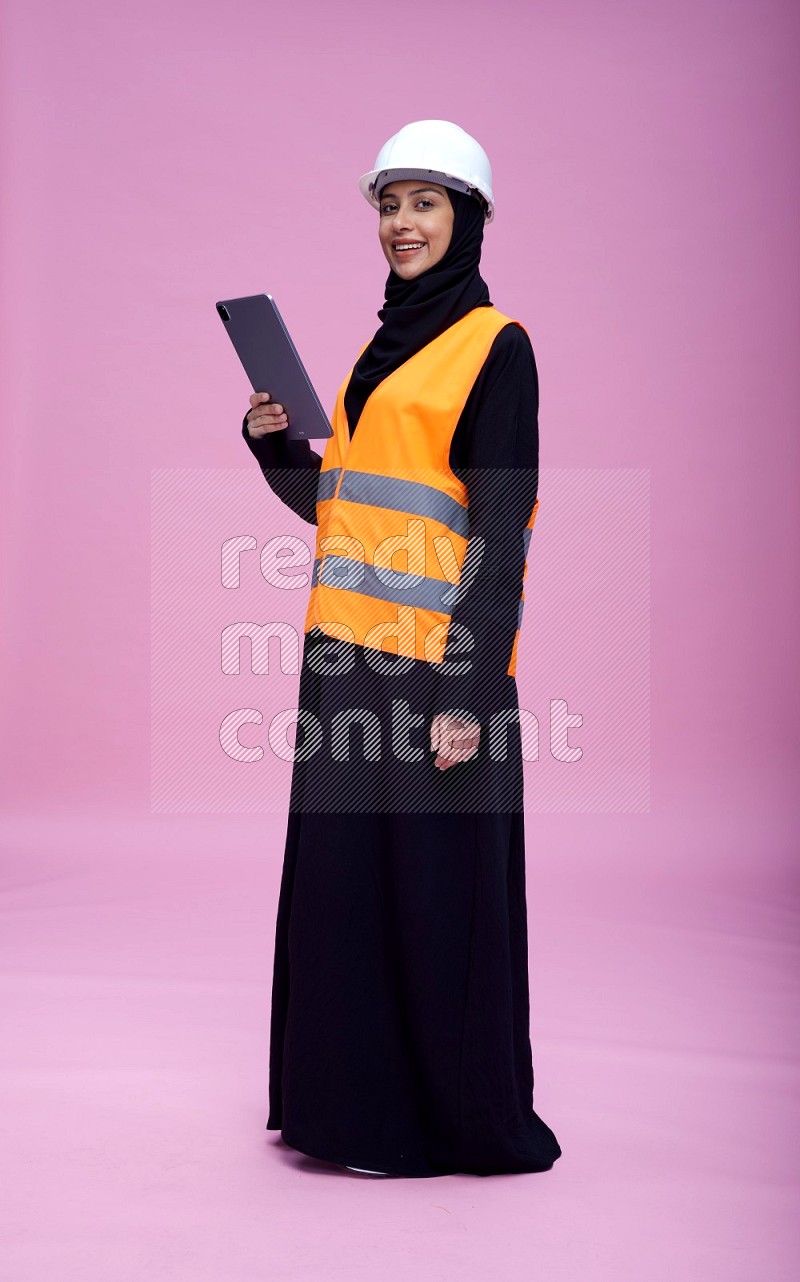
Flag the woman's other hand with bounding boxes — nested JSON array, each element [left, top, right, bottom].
[[245, 391, 289, 438], [430, 711, 480, 770]]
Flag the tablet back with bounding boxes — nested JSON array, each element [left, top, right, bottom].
[[216, 293, 333, 440]]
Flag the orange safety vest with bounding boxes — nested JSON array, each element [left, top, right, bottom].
[[303, 305, 539, 677]]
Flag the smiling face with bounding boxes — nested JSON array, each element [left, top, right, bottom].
[[377, 180, 455, 279]]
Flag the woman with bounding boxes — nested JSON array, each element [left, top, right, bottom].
[[242, 120, 562, 1178]]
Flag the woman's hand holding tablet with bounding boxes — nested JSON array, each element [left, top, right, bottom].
[[244, 391, 289, 438]]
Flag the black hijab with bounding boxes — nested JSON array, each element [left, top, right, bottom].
[[343, 187, 492, 437]]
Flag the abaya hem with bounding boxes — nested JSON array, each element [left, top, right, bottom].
[[269, 1128, 560, 1179]]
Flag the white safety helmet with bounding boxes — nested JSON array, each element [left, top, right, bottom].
[[358, 119, 495, 224]]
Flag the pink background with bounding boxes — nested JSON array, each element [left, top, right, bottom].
[[1, 1, 798, 1278]]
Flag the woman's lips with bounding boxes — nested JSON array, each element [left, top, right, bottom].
[[394, 243, 425, 257]]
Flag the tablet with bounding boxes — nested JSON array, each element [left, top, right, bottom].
[[216, 293, 333, 440]]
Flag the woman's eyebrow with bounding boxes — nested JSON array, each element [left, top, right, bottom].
[[380, 187, 443, 199]]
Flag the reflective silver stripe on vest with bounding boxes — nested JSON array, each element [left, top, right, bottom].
[[334, 470, 470, 540], [317, 469, 341, 503], [523, 526, 533, 556], [311, 554, 528, 628], [311, 554, 459, 614]]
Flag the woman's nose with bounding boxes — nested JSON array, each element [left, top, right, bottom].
[[392, 207, 413, 231]]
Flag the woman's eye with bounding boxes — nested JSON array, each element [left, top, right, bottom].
[[380, 198, 436, 214]]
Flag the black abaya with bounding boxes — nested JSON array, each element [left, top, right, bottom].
[[241, 321, 562, 1176]]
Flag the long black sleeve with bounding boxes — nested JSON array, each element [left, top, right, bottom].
[[241, 411, 322, 525], [432, 323, 540, 728]]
